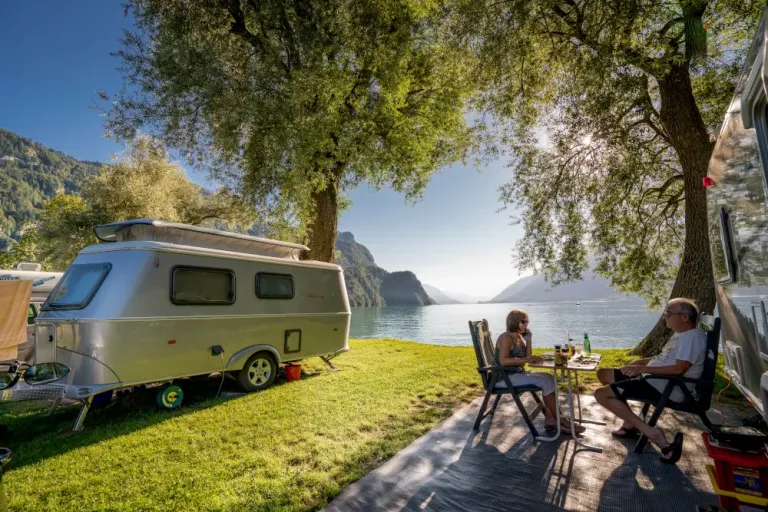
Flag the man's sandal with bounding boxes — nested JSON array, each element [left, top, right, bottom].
[[660, 432, 684, 464]]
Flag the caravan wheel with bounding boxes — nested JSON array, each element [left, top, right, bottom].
[[237, 352, 277, 392]]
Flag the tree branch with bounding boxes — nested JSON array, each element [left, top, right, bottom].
[[278, 2, 300, 71], [222, 0, 291, 77], [550, 1, 658, 74], [658, 17, 683, 37], [640, 174, 683, 203]]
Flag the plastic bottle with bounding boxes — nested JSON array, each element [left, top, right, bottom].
[[584, 331, 592, 355]]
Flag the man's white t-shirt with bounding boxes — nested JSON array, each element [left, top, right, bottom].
[[644, 328, 708, 402]]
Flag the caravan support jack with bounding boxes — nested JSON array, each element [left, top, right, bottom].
[[72, 396, 93, 432], [320, 356, 338, 371]]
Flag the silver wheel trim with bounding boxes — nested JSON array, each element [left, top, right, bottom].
[[247, 358, 272, 386]]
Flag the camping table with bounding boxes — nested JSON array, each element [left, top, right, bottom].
[[528, 353, 604, 452]]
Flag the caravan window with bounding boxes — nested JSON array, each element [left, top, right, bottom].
[[755, 97, 768, 186], [256, 273, 294, 299], [44, 263, 111, 310], [172, 266, 235, 305]]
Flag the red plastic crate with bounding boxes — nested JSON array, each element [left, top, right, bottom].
[[703, 432, 768, 510]]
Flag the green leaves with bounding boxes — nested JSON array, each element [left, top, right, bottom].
[[85, 137, 256, 230], [28, 137, 258, 270], [0, 225, 42, 270], [105, 0, 479, 255], [461, 0, 761, 306], [36, 195, 95, 270]]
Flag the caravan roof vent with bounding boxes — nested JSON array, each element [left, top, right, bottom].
[[13, 262, 42, 272], [94, 219, 309, 260]]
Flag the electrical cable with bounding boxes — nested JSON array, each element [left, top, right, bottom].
[[711, 373, 763, 429], [714, 372, 733, 426], [215, 353, 226, 398]]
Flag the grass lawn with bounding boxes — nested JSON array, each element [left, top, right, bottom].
[[1, 339, 748, 511]]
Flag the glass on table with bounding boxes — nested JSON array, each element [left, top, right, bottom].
[[553, 345, 565, 366]]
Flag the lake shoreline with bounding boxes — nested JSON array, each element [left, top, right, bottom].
[[351, 301, 660, 349]]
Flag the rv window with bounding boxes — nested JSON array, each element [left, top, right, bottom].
[[172, 267, 235, 305], [753, 302, 768, 359], [256, 273, 294, 299], [44, 263, 111, 310], [755, 97, 768, 189]]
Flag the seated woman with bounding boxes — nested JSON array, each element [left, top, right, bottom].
[[496, 309, 585, 434]]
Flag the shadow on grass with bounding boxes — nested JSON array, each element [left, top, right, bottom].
[[1, 368, 328, 472]]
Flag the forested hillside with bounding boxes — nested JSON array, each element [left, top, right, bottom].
[[335, 232, 434, 307], [0, 129, 102, 248]]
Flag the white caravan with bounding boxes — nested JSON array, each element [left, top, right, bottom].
[[34, 219, 350, 430]]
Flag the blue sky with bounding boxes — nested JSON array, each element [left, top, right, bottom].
[[0, 1, 526, 300]]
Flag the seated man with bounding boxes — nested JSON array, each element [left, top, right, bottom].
[[594, 298, 707, 464]]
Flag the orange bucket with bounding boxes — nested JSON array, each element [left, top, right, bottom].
[[285, 364, 301, 381]]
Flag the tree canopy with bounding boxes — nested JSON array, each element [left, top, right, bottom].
[[86, 137, 254, 228], [456, 0, 763, 353], [10, 137, 256, 271], [103, 0, 480, 262]]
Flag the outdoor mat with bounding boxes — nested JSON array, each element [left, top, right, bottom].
[[324, 395, 720, 511]]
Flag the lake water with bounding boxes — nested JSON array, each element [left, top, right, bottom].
[[349, 301, 660, 349]]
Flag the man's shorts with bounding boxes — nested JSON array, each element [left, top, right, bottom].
[[609, 369, 661, 402]]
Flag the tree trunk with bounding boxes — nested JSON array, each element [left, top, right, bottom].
[[630, 63, 716, 356], [302, 168, 344, 263]]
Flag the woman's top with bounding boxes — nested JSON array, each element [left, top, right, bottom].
[[494, 332, 527, 374]]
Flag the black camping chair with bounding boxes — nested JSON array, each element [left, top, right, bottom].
[[632, 317, 721, 453], [469, 319, 544, 438]]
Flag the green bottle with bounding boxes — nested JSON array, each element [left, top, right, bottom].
[[583, 332, 591, 355]]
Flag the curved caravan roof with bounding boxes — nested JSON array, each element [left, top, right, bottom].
[[94, 219, 309, 260], [80, 241, 341, 271]]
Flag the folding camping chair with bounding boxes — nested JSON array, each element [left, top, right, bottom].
[[632, 317, 721, 453], [469, 319, 544, 438]]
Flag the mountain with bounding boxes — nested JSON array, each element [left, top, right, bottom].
[[422, 284, 462, 304], [335, 232, 435, 307], [335, 231, 377, 268], [0, 129, 103, 249], [381, 272, 433, 306], [488, 269, 639, 303], [335, 232, 386, 306]]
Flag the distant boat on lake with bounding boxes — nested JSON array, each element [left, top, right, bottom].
[[576, 301, 580, 306]]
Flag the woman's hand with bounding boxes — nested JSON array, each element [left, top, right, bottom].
[[528, 355, 543, 365], [522, 330, 533, 344]]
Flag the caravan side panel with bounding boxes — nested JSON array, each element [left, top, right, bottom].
[[707, 13, 768, 415], [39, 246, 350, 388]]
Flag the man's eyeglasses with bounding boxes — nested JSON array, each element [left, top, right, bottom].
[[662, 310, 684, 318]]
